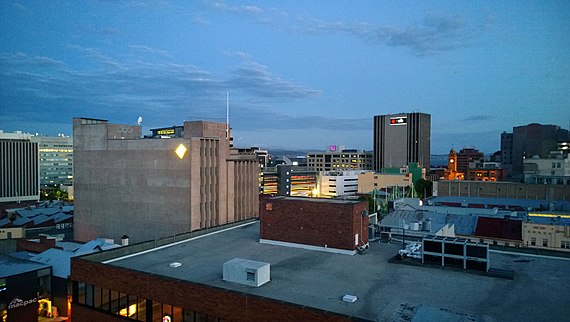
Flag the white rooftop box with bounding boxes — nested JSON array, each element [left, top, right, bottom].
[[223, 258, 270, 287]]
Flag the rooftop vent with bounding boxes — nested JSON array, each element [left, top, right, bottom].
[[169, 262, 182, 268], [342, 294, 358, 303], [223, 258, 270, 287]]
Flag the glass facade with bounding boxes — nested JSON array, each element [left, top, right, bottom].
[[73, 281, 226, 322]]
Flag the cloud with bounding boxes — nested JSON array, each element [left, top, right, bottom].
[[0, 49, 326, 134], [202, 2, 487, 56], [227, 62, 321, 99], [129, 45, 171, 57], [377, 15, 479, 55], [461, 114, 493, 122]]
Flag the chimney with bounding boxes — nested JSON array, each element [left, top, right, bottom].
[[121, 235, 129, 246]]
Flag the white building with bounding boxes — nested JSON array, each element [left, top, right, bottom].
[[0, 130, 39, 202], [524, 151, 570, 185], [317, 170, 372, 198]]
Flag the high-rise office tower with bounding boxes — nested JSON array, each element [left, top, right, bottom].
[[30, 135, 73, 188], [373, 112, 431, 171]]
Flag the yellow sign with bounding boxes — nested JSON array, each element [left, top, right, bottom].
[[157, 128, 175, 135], [175, 144, 187, 159]]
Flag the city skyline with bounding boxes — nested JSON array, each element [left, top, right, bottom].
[[1, 1, 569, 154]]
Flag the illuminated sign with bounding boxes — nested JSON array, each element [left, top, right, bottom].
[[389, 117, 407, 125], [175, 144, 188, 159], [8, 296, 38, 310], [163, 315, 172, 322], [157, 128, 175, 135], [330, 145, 336, 151]]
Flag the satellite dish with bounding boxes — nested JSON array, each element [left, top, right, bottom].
[[137, 116, 143, 125]]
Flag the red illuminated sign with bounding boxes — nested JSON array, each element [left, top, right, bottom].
[[389, 117, 407, 125]]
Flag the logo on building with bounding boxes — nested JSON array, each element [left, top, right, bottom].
[[8, 296, 37, 310]]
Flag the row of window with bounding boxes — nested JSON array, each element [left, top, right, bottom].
[[529, 238, 570, 249], [74, 282, 224, 322]]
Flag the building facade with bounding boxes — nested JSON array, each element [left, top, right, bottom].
[[73, 118, 259, 243], [501, 123, 569, 181], [524, 152, 570, 185], [357, 172, 412, 193], [261, 165, 317, 197], [30, 135, 73, 188], [0, 131, 39, 203], [307, 145, 372, 172], [456, 148, 484, 174], [317, 170, 371, 198], [434, 180, 570, 201], [373, 112, 431, 171]]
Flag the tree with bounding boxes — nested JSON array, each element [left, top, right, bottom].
[[414, 179, 433, 199]]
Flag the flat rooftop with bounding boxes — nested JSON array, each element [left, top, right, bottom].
[[95, 221, 569, 321]]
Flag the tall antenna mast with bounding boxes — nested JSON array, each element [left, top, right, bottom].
[[226, 91, 229, 140]]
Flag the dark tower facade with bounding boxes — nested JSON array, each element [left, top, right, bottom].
[[373, 112, 431, 171]]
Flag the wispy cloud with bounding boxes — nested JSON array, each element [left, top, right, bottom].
[[461, 114, 493, 122], [203, 2, 489, 56], [129, 45, 171, 57], [228, 62, 321, 99], [0, 48, 325, 132], [377, 15, 480, 55]]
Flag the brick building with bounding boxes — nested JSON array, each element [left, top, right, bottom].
[[260, 196, 369, 253]]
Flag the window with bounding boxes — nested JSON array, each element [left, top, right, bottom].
[[561, 241, 570, 249], [530, 237, 536, 246], [246, 270, 255, 282], [543, 239, 548, 247]]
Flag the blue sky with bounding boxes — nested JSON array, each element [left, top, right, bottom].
[[1, 1, 569, 154]]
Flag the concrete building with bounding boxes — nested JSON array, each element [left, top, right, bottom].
[[434, 180, 570, 201], [307, 145, 372, 172], [317, 170, 370, 198], [0, 131, 39, 203], [30, 135, 73, 188], [73, 118, 259, 243], [357, 172, 412, 193], [501, 123, 569, 181], [70, 220, 570, 322], [465, 161, 504, 182], [373, 112, 430, 171], [524, 151, 570, 185]]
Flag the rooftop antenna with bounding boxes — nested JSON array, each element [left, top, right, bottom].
[[226, 91, 229, 140], [137, 116, 143, 126]]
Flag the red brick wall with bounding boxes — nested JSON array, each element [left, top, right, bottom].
[[260, 198, 369, 251], [71, 259, 354, 322]]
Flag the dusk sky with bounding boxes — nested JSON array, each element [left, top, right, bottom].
[[1, 1, 569, 154]]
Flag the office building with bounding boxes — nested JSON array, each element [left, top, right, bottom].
[[73, 118, 259, 244], [501, 123, 569, 181], [30, 135, 73, 188], [307, 145, 372, 172], [373, 112, 430, 171], [0, 131, 39, 203], [70, 220, 570, 322], [317, 170, 371, 198]]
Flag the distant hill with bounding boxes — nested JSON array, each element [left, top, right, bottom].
[[267, 149, 451, 168]]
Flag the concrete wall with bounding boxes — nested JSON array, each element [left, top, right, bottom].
[[358, 172, 411, 193], [260, 197, 369, 251], [435, 180, 570, 201]]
